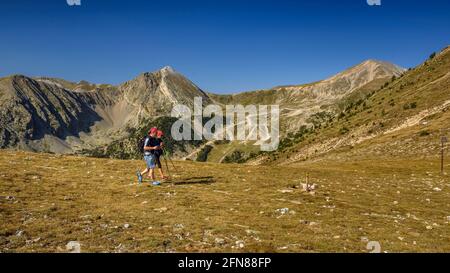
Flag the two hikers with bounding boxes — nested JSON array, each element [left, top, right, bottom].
[[137, 127, 168, 184]]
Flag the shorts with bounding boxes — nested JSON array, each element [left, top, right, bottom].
[[155, 154, 162, 169], [144, 154, 156, 169]]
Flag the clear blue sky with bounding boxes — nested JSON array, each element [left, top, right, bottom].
[[1, 0, 449, 93]]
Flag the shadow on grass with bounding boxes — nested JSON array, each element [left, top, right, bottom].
[[184, 176, 214, 181], [171, 176, 215, 185]]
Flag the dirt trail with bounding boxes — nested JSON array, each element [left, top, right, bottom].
[[384, 99, 450, 135]]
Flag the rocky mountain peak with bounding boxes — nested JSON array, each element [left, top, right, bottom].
[[160, 66, 175, 74], [134, 66, 176, 81], [328, 59, 405, 83]]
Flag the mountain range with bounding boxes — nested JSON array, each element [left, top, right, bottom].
[[1, 46, 449, 165]]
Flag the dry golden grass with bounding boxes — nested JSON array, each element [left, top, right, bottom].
[[1, 150, 449, 253]]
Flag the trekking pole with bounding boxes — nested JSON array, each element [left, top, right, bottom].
[[163, 148, 177, 172], [167, 154, 177, 171], [162, 154, 171, 177]]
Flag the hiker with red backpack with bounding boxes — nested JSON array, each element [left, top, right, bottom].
[[137, 127, 161, 184]]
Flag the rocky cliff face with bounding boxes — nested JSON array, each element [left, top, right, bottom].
[[0, 75, 105, 152]]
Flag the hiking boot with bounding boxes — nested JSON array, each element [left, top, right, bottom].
[[136, 171, 143, 184]]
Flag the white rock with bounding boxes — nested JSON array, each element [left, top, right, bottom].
[[154, 207, 168, 213], [276, 208, 290, 215], [235, 240, 245, 248], [173, 224, 184, 230], [215, 238, 225, 245]]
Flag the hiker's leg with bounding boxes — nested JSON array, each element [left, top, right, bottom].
[[143, 156, 150, 177], [146, 155, 156, 179], [141, 168, 149, 176], [149, 168, 155, 181], [142, 156, 152, 176], [158, 164, 168, 179], [158, 168, 166, 179], [155, 156, 166, 179]]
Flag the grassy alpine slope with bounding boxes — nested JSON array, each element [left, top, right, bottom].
[[262, 46, 450, 165], [1, 150, 449, 253]]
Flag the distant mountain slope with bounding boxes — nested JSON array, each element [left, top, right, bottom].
[[211, 59, 405, 134], [253, 46, 450, 165], [0, 75, 107, 152], [202, 60, 405, 163]]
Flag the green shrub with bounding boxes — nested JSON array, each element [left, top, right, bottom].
[[403, 102, 417, 110], [223, 150, 247, 163], [339, 127, 349, 135], [196, 145, 213, 162]]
